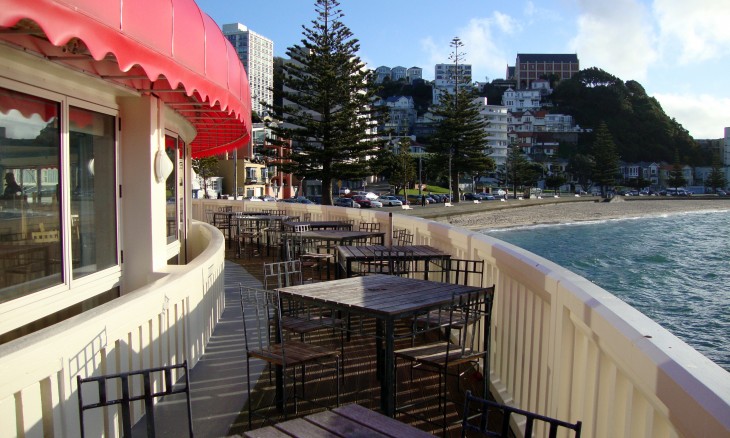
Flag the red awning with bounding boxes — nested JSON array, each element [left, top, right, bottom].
[[0, 0, 252, 158]]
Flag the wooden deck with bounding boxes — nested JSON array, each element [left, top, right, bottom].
[[149, 245, 494, 437]]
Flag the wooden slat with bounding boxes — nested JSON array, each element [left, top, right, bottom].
[[243, 425, 292, 437], [274, 417, 340, 438], [304, 410, 391, 438], [333, 404, 435, 438]]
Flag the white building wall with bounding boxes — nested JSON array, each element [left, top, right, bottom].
[[222, 23, 274, 117], [473, 97, 509, 168]]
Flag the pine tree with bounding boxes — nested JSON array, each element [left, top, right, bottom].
[[265, 0, 383, 205], [427, 87, 493, 203], [505, 144, 531, 198], [706, 153, 727, 192], [667, 148, 687, 190], [591, 121, 620, 197], [390, 138, 416, 196]]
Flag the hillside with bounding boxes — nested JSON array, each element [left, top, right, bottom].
[[550, 67, 708, 165]]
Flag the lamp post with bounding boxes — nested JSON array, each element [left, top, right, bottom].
[[272, 180, 279, 200]]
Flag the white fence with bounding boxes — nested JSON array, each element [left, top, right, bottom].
[[197, 200, 730, 437], [0, 221, 225, 437]]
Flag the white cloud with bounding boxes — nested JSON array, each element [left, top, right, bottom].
[[420, 12, 518, 83], [653, 0, 730, 64], [569, 0, 658, 81], [654, 92, 730, 139]]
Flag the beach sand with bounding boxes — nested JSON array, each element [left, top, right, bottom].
[[444, 198, 730, 230]]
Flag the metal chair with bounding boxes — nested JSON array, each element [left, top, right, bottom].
[[358, 222, 380, 232], [77, 362, 193, 438], [358, 248, 414, 277], [240, 287, 340, 428], [263, 260, 303, 290], [435, 258, 485, 287], [461, 390, 582, 437], [395, 287, 495, 436]]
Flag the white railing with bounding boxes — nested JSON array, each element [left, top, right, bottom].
[[0, 221, 225, 437], [196, 200, 730, 437]]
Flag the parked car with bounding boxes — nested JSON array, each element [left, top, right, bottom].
[[258, 195, 276, 202], [281, 196, 315, 204], [334, 197, 361, 208], [394, 195, 408, 205], [717, 189, 727, 196], [369, 199, 383, 208], [351, 195, 372, 208], [377, 195, 403, 207]]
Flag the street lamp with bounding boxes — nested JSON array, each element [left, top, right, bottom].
[[272, 180, 279, 199]]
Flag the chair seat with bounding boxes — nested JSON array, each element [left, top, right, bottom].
[[414, 309, 478, 330], [395, 342, 486, 368], [280, 315, 342, 335], [248, 340, 339, 367]]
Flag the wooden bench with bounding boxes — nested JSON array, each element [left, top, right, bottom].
[[401, 204, 413, 210]]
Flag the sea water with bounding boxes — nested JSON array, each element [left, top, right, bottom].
[[481, 209, 730, 371]]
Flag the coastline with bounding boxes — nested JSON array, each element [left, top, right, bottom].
[[439, 198, 730, 231]]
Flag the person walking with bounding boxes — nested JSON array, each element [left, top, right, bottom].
[[421, 194, 426, 207]]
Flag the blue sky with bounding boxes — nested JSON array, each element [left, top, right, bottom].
[[197, 0, 730, 140]]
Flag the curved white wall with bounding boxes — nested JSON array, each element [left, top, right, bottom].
[[0, 222, 225, 436]]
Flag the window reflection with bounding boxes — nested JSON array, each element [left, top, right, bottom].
[[69, 106, 117, 278], [0, 88, 62, 302], [165, 135, 178, 244]]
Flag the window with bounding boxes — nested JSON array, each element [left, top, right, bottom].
[[0, 87, 118, 303], [69, 106, 118, 279], [164, 134, 179, 244]]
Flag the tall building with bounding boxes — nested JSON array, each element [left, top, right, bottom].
[[509, 54, 579, 90], [473, 97, 509, 168], [432, 63, 473, 104], [222, 23, 274, 117]]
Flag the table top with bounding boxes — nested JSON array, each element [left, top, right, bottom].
[[337, 245, 451, 261], [243, 403, 434, 437], [283, 220, 352, 230], [277, 274, 489, 319], [298, 229, 384, 241]]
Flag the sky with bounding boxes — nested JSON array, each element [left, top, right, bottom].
[[196, 0, 730, 140]]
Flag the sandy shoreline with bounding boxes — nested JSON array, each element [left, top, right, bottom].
[[444, 198, 730, 231]]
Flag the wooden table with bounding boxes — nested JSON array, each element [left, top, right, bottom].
[[336, 245, 451, 280], [244, 403, 434, 437], [283, 220, 353, 231], [233, 215, 289, 257], [277, 275, 492, 416]]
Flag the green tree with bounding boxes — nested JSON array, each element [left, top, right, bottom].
[[389, 138, 416, 196], [566, 153, 594, 192], [545, 162, 567, 194], [591, 121, 620, 197], [667, 149, 687, 190], [265, 0, 383, 205], [505, 144, 531, 198], [192, 157, 218, 199], [706, 153, 727, 192], [425, 37, 493, 203]]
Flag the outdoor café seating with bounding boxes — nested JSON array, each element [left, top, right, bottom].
[[239, 286, 341, 429]]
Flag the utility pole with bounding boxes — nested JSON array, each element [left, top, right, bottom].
[[449, 36, 465, 203]]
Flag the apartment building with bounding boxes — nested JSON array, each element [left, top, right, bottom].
[[472, 97, 509, 168], [223, 23, 274, 117], [509, 53, 579, 90]]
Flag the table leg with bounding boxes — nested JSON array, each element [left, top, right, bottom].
[[382, 318, 395, 416]]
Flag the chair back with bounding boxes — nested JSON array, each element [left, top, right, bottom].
[[263, 260, 303, 289], [443, 258, 485, 287], [77, 362, 193, 438], [292, 224, 310, 233], [461, 390, 582, 437], [239, 286, 279, 354], [359, 222, 380, 232]]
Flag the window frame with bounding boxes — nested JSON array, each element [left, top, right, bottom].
[[0, 77, 122, 307]]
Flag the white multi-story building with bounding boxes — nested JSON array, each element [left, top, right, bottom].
[[222, 23, 274, 117], [432, 63, 473, 104], [407, 66, 423, 82], [473, 97, 509, 168], [391, 66, 407, 81], [501, 87, 543, 112], [375, 66, 392, 83]]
